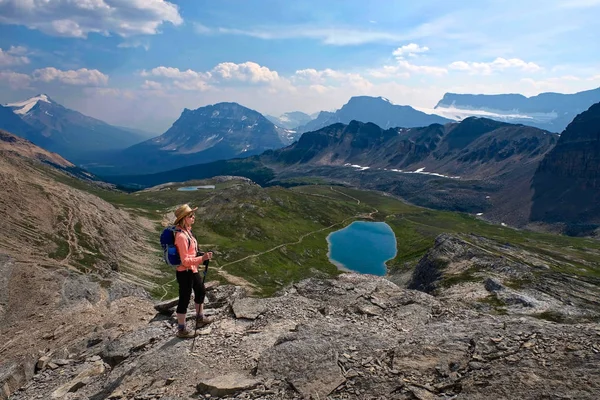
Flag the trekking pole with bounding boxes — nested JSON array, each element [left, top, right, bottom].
[[191, 257, 210, 353]]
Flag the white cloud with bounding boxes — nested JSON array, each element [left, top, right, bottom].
[[118, 41, 150, 51], [141, 80, 163, 90], [86, 87, 136, 100], [32, 67, 109, 86], [392, 43, 429, 59], [193, 13, 458, 46], [195, 23, 444, 46], [369, 47, 447, 78], [0, 46, 30, 66], [140, 66, 212, 91], [293, 68, 373, 90], [518, 75, 591, 93], [140, 62, 284, 91], [368, 65, 410, 79], [194, 23, 212, 34], [0, 0, 183, 38], [449, 57, 542, 75], [212, 62, 280, 83], [0, 71, 32, 89], [211, 26, 406, 45], [370, 62, 447, 78], [397, 60, 447, 76]]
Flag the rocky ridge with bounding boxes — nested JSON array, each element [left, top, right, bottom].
[[4, 232, 599, 400]]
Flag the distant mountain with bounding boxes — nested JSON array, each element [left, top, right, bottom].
[[268, 117, 557, 180], [266, 111, 313, 130], [89, 102, 292, 176], [108, 117, 558, 229], [296, 96, 453, 133], [531, 102, 600, 234], [3, 94, 147, 162], [430, 87, 600, 133]]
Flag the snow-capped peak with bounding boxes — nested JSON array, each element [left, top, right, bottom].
[[6, 94, 52, 115]]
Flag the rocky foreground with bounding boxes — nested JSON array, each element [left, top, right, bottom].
[[4, 268, 599, 400]]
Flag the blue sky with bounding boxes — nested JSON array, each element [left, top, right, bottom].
[[1, 0, 599, 133]]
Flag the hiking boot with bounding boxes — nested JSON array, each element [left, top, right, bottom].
[[195, 315, 214, 328], [176, 329, 197, 339]]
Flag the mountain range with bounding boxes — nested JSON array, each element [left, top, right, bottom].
[[106, 115, 563, 228], [429, 86, 600, 133], [105, 102, 600, 233], [296, 96, 453, 133], [2, 89, 600, 234], [1, 94, 600, 400], [267, 117, 557, 180], [1, 94, 148, 162]]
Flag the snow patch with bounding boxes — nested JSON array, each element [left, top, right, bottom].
[[344, 163, 370, 171], [350, 164, 460, 179], [6, 94, 51, 115]]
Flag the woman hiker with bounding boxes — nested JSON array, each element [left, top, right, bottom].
[[173, 204, 214, 338]]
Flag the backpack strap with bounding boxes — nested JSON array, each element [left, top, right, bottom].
[[180, 229, 194, 251]]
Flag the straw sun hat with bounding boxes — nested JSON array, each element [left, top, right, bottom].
[[173, 204, 198, 225]]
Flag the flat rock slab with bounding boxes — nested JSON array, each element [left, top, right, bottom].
[[51, 361, 105, 399], [232, 297, 270, 320], [257, 335, 346, 399], [154, 298, 179, 314], [100, 326, 163, 367], [196, 373, 260, 397]]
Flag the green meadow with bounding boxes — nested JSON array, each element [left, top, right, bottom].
[[46, 167, 600, 298]]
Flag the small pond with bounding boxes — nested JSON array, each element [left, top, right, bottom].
[[177, 185, 216, 191], [327, 221, 397, 276]]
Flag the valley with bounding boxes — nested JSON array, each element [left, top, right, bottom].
[[1, 126, 600, 399], [2, 3, 600, 397]]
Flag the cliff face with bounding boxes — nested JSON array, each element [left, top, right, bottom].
[[530, 102, 600, 229]]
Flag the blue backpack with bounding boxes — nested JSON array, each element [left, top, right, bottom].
[[160, 226, 193, 267]]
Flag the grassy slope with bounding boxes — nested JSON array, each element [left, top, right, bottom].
[[44, 168, 600, 298]]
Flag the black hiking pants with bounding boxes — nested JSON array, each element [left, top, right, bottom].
[[176, 270, 205, 314]]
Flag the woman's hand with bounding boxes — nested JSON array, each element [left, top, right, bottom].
[[201, 252, 213, 262]]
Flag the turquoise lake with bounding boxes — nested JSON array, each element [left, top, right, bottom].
[[177, 185, 216, 191], [327, 221, 397, 276]]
